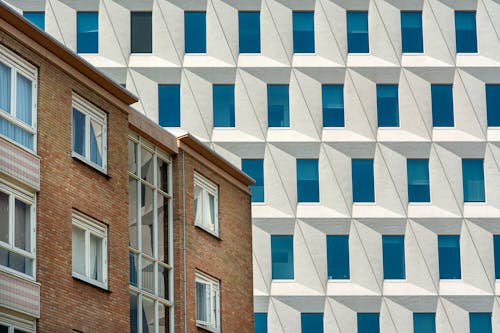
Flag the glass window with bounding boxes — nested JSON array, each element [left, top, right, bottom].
[[377, 85, 399, 127], [185, 12, 206, 53], [401, 11, 423, 53], [432, 85, 454, 127], [414, 313, 435, 333], [462, 159, 485, 203], [131, 12, 152, 53], [407, 159, 430, 203], [158, 85, 180, 127], [267, 85, 289, 127], [254, 313, 267, 333], [23, 12, 45, 30], [382, 235, 405, 279], [195, 272, 220, 332], [486, 85, 500, 126], [327, 235, 349, 279], [358, 313, 379, 333], [242, 159, 264, 203], [194, 172, 219, 236], [352, 159, 375, 203], [322, 85, 344, 127], [297, 159, 319, 203], [293, 12, 315, 53], [438, 235, 461, 279], [347, 11, 369, 53], [0, 320, 35, 333], [494, 235, 500, 279], [455, 11, 477, 53], [239, 12, 260, 54], [271, 235, 294, 280], [470, 313, 492, 333], [213, 85, 235, 127], [77, 12, 98, 53], [301, 313, 323, 333]]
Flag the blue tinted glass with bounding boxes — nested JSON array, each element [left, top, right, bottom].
[[213, 85, 235, 127], [131, 12, 152, 53], [77, 12, 98, 53], [72, 108, 86, 157], [239, 12, 260, 53], [158, 85, 180, 127], [495, 235, 500, 279], [352, 159, 374, 203], [382, 235, 405, 279], [438, 235, 461, 279], [301, 313, 323, 333], [347, 12, 369, 53], [322, 85, 344, 127], [432, 85, 454, 127], [377, 85, 399, 127], [271, 235, 294, 279], [358, 313, 379, 333], [462, 159, 485, 202], [242, 159, 264, 202], [414, 313, 435, 333], [185, 12, 206, 53], [407, 159, 430, 202], [486, 85, 500, 126], [455, 12, 477, 53], [297, 159, 319, 203], [268, 85, 289, 127], [23, 12, 45, 30], [293, 12, 315, 53], [401, 12, 423, 53], [254, 313, 267, 333], [327, 235, 349, 279], [470, 313, 492, 333], [0, 63, 11, 113]]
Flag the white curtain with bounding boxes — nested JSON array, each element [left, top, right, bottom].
[[14, 199, 30, 251], [16, 73, 32, 125], [72, 227, 85, 275], [0, 63, 11, 112], [89, 234, 102, 281], [196, 281, 208, 323], [194, 185, 203, 225]]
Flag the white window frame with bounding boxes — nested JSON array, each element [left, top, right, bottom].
[[194, 172, 219, 236], [195, 272, 220, 333], [0, 312, 36, 333], [71, 211, 108, 289]]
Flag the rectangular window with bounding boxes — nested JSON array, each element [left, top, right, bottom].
[[195, 272, 220, 332], [347, 11, 369, 53], [414, 313, 436, 333], [77, 12, 98, 53], [486, 85, 500, 126], [23, 12, 45, 30], [357, 313, 379, 333], [438, 235, 461, 279], [455, 11, 477, 53], [462, 159, 485, 203], [185, 12, 206, 53], [401, 11, 423, 53], [254, 313, 267, 333], [239, 12, 260, 54], [271, 235, 294, 280], [131, 12, 152, 53], [0, 317, 35, 333], [382, 235, 405, 279], [431, 85, 454, 127], [158, 85, 180, 127], [194, 172, 219, 236], [213, 85, 235, 127], [470, 313, 492, 333], [322, 85, 344, 127], [407, 159, 430, 203], [267, 85, 289, 127], [301, 313, 323, 333], [293, 12, 315, 53], [352, 159, 375, 203], [494, 235, 500, 279], [242, 159, 264, 203], [377, 84, 399, 127], [327, 235, 349, 279], [296, 159, 319, 203]]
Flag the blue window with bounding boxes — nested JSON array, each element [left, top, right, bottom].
[[438, 235, 461, 279], [347, 12, 369, 53], [407, 159, 430, 203], [267, 85, 289, 127], [414, 313, 435, 333], [455, 12, 477, 53], [254, 313, 267, 333], [462, 159, 485, 203], [271, 235, 294, 280], [77, 12, 98, 53], [131, 12, 152, 53], [494, 235, 500, 279], [377, 85, 399, 127], [301, 313, 323, 333], [158, 85, 180, 127], [23, 12, 45, 30], [432, 85, 454, 127], [401, 12, 423, 53], [322, 85, 344, 127], [185, 12, 206, 53], [327, 235, 349, 279], [486, 85, 500, 126], [242, 159, 264, 203], [470, 313, 492, 333], [352, 159, 374, 203], [213, 85, 235, 127], [293, 12, 315, 53], [239, 12, 260, 53], [297, 159, 319, 203], [358, 313, 379, 333], [382, 235, 405, 279]]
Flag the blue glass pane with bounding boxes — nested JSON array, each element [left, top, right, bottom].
[[293, 12, 315, 53], [486, 85, 500, 126], [0, 62, 11, 113], [16, 73, 32, 126], [358, 313, 379, 333], [401, 12, 423, 53], [455, 12, 477, 53], [297, 159, 319, 203], [327, 235, 349, 279], [438, 235, 461, 279], [414, 313, 435, 333], [130, 292, 138, 333], [158, 85, 180, 127], [72, 108, 86, 157], [185, 12, 206, 53], [271, 235, 294, 279], [470, 313, 492, 333], [462, 159, 485, 202], [322, 85, 344, 127], [352, 159, 374, 203], [131, 12, 152, 53], [347, 12, 369, 53], [129, 252, 138, 286], [213, 85, 235, 127], [301, 313, 323, 333], [432, 85, 454, 127], [494, 235, 500, 279], [267, 85, 289, 127], [382, 235, 405, 279], [239, 12, 260, 53], [254, 313, 268, 333], [377, 85, 399, 127], [23, 12, 45, 30], [0, 117, 33, 150], [242, 159, 264, 202], [77, 12, 98, 53], [407, 159, 430, 203]]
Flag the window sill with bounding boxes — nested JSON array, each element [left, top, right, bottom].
[[71, 153, 109, 177], [327, 278, 351, 282], [195, 224, 221, 240], [196, 323, 220, 333], [271, 279, 295, 283], [72, 273, 109, 291], [0, 265, 38, 284]]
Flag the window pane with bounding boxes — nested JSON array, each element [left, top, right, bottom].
[[327, 235, 349, 279], [0, 191, 8, 244], [129, 251, 138, 286], [414, 313, 435, 333], [196, 281, 208, 322], [254, 313, 267, 333], [401, 11, 423, 53], [23, 12, 45, 30], [297, 159, 319, 202], [128, 140, 137, 174], [141, 147, 154, 184], [72, 108, 86, 157], [16, 73, 32, 125], [382, 235, 405, 279], [242, 159, 264, 202], [322, 85, 344, 127], [194, 184, 203, 226], [131, 12, 152, 53], [352, 159, 375, 202], [293, 12, 315, 53], [462, 159, 485, 202], [185, 12, 206, 53], [301, 313, 323, 333], [0, 117, 34, 150], [141, 257, 155, 294], [158, 302, 169, 333], [208, 193, 216, 230], [486, 85, 500, 126], [141, 184, 154, 256], [158, 264, 168, 298], [157, 158, 169, 193], [0, 62, 11, 113], [239, 12, 260, 53], [358, 313, 379, 333], [14, 199, 30, 251], [407, 159, 430, 202], [129, 177, 138, 249], [130, 292, 139, 333], [77, 12, 98, 53], [377, 85, 399, 127], [438, 235, 461, 279], [0, 325, 7, 333], [72, 226, 86, 275], [157, 193, 168, 262], [89, 233, 102, 281], [0, 248, 32, 275], [455, 11, 477, 53], [267, 85, 289, 127], [90, 118, 103, 166], [271, 235, 294, 279], [158, 85, 180, 127], [347, 11, 369, 53], [432, 85, 454, 127], [470, 313, 492, 333], [494, 235, 500, 279], [213, 85, 235, 127], [142, 297, 155, 333]]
